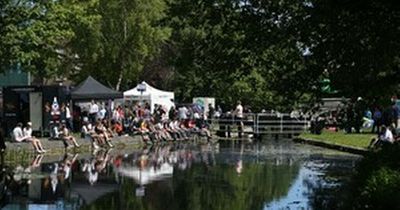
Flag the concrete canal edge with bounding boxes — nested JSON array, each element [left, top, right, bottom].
[[3, 135, 143, 156], [293, 137, 370, 155]]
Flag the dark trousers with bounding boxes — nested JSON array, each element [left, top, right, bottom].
[[89, 113, 97, 123], [66, 118, 74, 131], [236, 117, 243, 138], [372, 119, 381, 134]]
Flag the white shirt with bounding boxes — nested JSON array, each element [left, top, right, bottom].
[[380, 129, 394, 143], [89, 103, 99, 114], [65, 106, 71, 119], [235, 104, 243, 118], [98, 108, 107, 120], [178, 107, 188, 120], [23, 127, 33, 137], [13, 127, 27, 142]]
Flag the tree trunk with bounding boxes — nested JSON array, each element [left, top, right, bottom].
[[115, 69, 123, 91], [115, 17, 128, 91]]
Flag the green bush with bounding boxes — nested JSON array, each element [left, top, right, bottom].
[[359, 168, 400, 209], [346, 144, 400, 210]]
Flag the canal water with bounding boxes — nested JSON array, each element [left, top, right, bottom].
[[0, 139, 360, 210]]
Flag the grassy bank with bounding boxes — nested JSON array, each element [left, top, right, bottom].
[[299, 130, 375, 149]]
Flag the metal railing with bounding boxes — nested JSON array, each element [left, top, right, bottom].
[[209, 113, 310, 136]]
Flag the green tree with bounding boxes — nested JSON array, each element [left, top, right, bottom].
[[307, 0, 400, 101], [0, 0, 98, 83], [165, 0, 316, 111], [78, 0, 171, 90]]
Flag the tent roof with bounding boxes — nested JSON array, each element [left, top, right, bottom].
[[71, 76, 123, 100], [116, 163, 173, 185], [124, 81, 174, 97]]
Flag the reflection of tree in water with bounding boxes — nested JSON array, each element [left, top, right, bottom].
[[305, 159, 357, 210], [83, 143, 301, 210]]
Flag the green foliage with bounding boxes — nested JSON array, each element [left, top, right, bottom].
[[361, 168, 400, 209], [165, 0, 317, 111], [77, 0, 171, 90], [0, 0, 98, 82], [1, 0, 399, 109], [308, 0, 400, 100], [345, 145, 400, 209]]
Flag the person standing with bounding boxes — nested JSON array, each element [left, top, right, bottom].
[[234, 100, 244, 138], [372, 107, 382, 134], [392, 102, 399, 128], [97, 104, 107, 121], [89, 100, 99, 123], [208, 104, 215, 120], [65, 103, 73, 132]]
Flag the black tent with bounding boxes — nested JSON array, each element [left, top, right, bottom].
[[71, 76, 123, 100]]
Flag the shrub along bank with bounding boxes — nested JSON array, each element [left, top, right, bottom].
[[343, 144, 400, 209]]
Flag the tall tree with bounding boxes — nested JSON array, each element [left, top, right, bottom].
[[165, 0, 315, 111], [0, 0, 98, 84], [308, 0, 400, 101], [79, 0, 171, 90]]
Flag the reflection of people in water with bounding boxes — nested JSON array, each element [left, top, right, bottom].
[[82, 149, 112, 185], [61, 153, 79, 180], [236, 160, 243, 175], [82, 159, 98, 186], [12, 154, 44, 184]]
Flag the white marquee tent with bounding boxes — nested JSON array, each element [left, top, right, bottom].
[[116, 163, 173, 185], [123, 81, 175, 112]]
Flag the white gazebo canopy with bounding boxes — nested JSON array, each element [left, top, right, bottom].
[[116, 163, 173, 185], [123, 81, 174, 112]]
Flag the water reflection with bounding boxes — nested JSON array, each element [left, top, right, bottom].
[[0, 140, 359, 210]]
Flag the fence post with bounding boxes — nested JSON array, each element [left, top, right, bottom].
[[253, 113, 257, 136]]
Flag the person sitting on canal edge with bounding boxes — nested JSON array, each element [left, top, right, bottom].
[[13, 122, 47, 153], [59, 123, 80, 149]]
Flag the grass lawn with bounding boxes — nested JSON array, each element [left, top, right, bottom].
[[299, 130, 376, 149]]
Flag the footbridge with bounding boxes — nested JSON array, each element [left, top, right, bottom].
[[209, 113, 310, 139]]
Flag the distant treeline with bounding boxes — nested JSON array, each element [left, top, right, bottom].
[[1, 0, 399, 111]]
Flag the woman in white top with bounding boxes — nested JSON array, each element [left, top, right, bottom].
[[14, 122, 46, 153]]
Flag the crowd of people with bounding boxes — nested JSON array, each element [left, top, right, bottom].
[[5, 99, 248, 153], [310, 96, 400, 148], [77, 100, 214, 147]]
